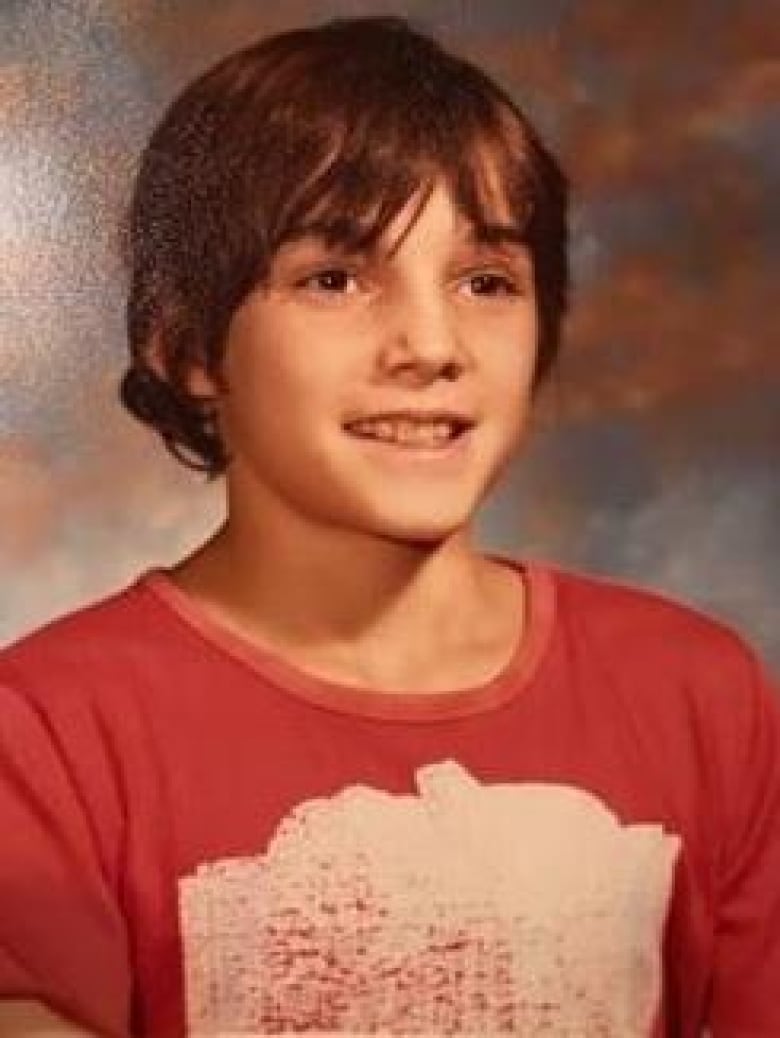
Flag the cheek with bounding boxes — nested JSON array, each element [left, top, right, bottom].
[[484, 321, 538, 395], [479, 329, 538, 446], [219, 343, 343, 456], [465, 301, 537, 365]]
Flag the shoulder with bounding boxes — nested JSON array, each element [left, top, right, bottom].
[[539, 561, 778, 748], [545, 562, 761, 673], [541, 562, 780, 805], [0, 574, 162, 698]]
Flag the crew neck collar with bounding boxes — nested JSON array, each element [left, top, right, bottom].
[[138, 555, 555, 722]]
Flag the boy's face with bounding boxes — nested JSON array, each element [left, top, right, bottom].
[[197, 179, 538, 544]]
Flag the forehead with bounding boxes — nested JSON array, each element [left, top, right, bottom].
[[260, 111, 533, 251], [273, 176, 530, 262], [383, 180, 527, 252]]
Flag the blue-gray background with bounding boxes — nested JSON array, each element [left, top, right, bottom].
[[1, 0, 778, 668]]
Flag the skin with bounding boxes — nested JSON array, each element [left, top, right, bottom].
[[169, 178, 540, 692]]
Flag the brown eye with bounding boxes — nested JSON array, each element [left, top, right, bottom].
[[467, 272, 520, 297], [299, 268, 356, 293]]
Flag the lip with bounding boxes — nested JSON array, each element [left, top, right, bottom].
[[345, 425, 474, 470], [343, 410, 476, 430]]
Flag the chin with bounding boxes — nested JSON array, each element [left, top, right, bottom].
[[361, 509, 474, 548]]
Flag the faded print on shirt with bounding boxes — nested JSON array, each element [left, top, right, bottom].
[[179, 760, 679, 1036]]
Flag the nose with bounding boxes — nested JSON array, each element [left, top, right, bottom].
[[377, 288, 467, 383]]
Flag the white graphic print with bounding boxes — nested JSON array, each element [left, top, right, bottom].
[[180, 761, 680, 1035]]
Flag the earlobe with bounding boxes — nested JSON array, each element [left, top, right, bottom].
[[185, 364, 221, 398], [146, 331, 220, 398]]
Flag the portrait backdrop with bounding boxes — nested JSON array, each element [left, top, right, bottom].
[[1, 0, 778, 667]]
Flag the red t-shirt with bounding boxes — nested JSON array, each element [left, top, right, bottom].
[[1, 558, 779, 1036]]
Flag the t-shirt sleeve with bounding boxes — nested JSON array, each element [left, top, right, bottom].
[[708, 647, 780, 1035], [0, 679, 132, 1037]]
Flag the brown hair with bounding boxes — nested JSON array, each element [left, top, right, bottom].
[[120, 15, 569, 476]]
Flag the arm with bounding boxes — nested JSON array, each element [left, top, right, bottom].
[[708, 649, 780, 1035], [0, 678, 131, 1037], [0, 1000, 99, 1036]]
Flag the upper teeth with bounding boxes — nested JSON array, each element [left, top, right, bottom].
[[348, 418, 457, 445]]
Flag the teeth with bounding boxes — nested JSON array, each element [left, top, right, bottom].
[[349, 418, 456, 446]]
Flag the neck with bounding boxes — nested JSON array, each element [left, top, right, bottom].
[[167, 508, 521, 689]]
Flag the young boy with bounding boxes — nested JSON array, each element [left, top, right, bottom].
[[1, 15, 778, 1037]]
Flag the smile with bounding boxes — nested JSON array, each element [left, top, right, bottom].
[[343, 422, 474, 466], [347, 418, 462, 446]]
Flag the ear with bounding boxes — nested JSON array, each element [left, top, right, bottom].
[[146, 331, 221, 398], [184, 363, 221, 398]]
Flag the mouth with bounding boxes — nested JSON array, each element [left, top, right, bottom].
[[341, 418, 475, 466], [344, 417, 471, 442]]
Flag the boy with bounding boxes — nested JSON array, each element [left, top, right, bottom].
[[1, 15, 778, 1037]]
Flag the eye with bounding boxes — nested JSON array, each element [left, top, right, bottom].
[[464, 271, 522, 297], [297, 267, 358, 294]]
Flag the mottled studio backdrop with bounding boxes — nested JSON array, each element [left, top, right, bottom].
[[1, 0, 779, 667]]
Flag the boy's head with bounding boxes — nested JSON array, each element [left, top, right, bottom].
[[120, 15, 569, 477]]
